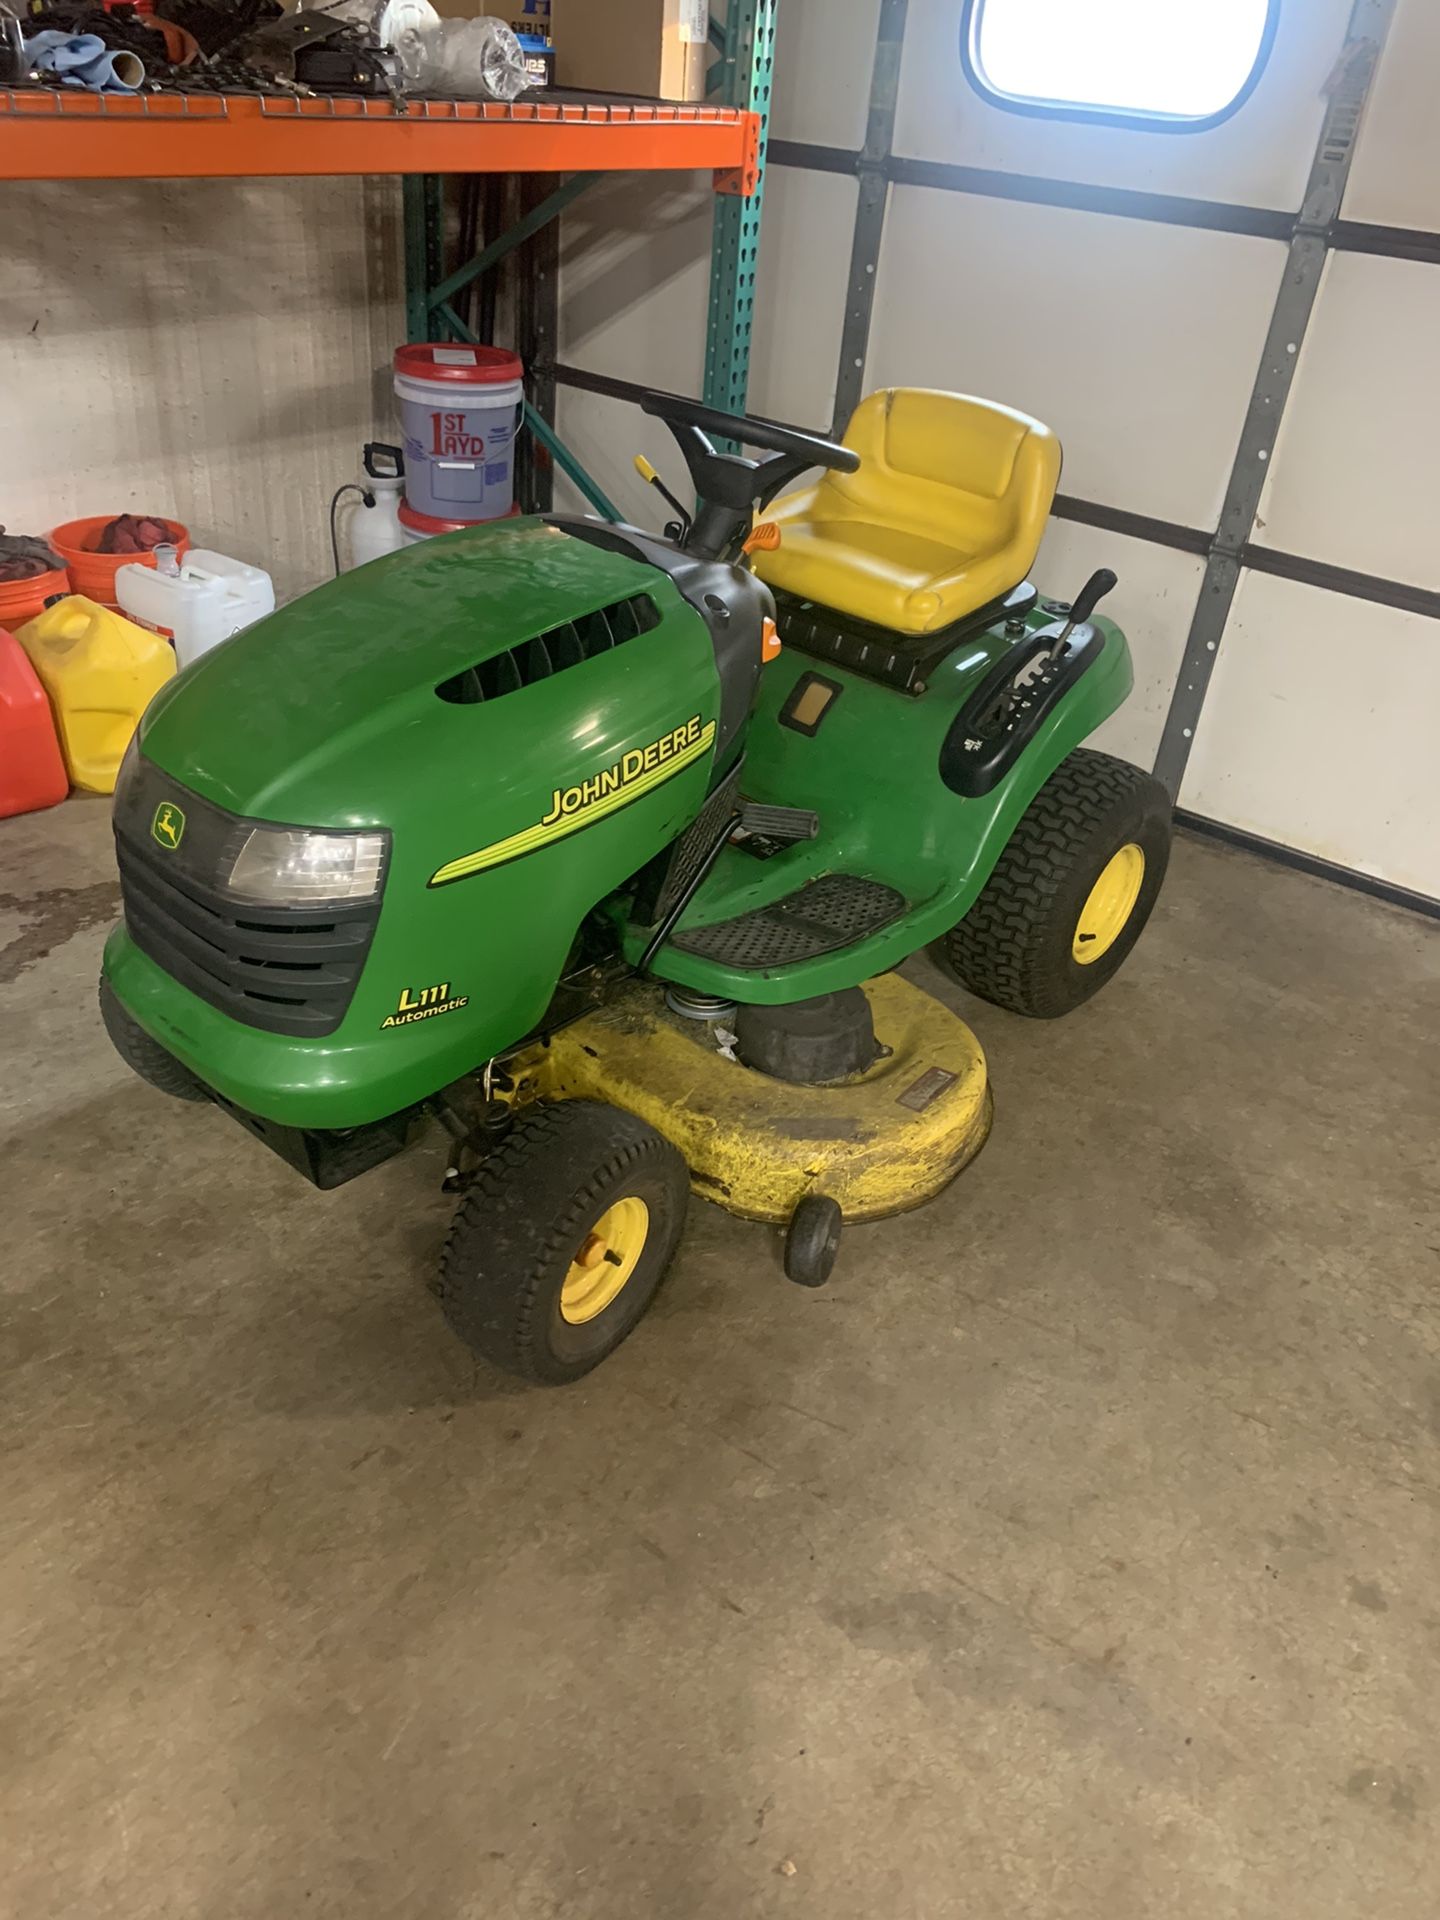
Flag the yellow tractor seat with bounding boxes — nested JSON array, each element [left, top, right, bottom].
[[755, 388, 1061, 637]]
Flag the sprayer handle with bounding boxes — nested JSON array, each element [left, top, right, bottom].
[[363, 442, 404, 481]]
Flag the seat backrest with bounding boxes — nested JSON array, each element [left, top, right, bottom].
[[820, 389, 1060, 556]]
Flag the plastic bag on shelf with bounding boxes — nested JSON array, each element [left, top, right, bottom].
[[395, 13, 532, 101]]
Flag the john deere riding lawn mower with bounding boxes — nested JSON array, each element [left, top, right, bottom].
[[100, 385, 1171, 1383]]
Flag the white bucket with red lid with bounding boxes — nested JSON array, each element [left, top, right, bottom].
[[393, 343, 524, 523]]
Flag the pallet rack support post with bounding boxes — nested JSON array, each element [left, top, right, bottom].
[[517, 173, 563, 515], [403, 173, 444, 344], [703, 0, 776, 434]]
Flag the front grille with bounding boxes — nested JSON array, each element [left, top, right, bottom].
[[435, 593, 660, 705], [113, 762, 381, 1038]]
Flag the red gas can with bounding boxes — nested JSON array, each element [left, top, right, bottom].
[[0, 626, 69, 818]]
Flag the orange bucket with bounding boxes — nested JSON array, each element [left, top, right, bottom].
[[0, 565, 71, 629], [50, 516, 190, 603]]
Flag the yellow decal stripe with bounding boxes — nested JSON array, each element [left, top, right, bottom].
[[429, 720, 717, 888]]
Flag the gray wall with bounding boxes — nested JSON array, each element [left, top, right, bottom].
[[2, 177, 405, 603]]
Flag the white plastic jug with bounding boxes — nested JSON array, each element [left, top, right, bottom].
[[115, 547, 275, 670], [349, 477, 405, 567], [347, 445, 407, 569]]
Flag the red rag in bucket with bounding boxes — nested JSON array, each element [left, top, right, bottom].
[[96, 514, 179, 555], [0, 533, 69, 621], [50, 516, 190, 602]]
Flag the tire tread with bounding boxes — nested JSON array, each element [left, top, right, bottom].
[[98, 977, 209, 1101], [437, 1100, 685, 1383], [944, 749, 1170, 1018]]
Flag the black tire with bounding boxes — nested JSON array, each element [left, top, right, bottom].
[[436, 1100, 689, 1385], [98, 976, 210, 1101], [943, 748, 1171, 1019], [784, 1194, 842, 1287]]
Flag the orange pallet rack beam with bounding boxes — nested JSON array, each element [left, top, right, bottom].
[[0, 90, 762, 187]]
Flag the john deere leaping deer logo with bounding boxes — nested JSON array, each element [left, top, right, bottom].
[[150, 802, 186, 851]]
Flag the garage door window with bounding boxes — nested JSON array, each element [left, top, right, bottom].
[[961, 0, 1280, 131]]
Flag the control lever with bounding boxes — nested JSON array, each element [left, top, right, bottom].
[[634, 454, 692, 543], [1045, 567, 1117, 663]]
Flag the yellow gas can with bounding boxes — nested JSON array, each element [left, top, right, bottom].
[[17, 596, 175, 794]]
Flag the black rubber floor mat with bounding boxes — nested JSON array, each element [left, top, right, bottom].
[[670, 873, 907, 969]]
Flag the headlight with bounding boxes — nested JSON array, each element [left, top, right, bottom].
[[227, 828, 387, 905]]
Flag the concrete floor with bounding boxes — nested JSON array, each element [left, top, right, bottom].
[[2, 794, 1438, 1920]]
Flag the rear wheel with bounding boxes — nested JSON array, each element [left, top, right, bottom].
[[436, 1100, 689, 1385], [98, 976, 209, 1101], [943, 749, 1171, 1018]]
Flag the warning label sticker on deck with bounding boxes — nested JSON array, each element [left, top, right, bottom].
[[896, 1067, 957, 1112]]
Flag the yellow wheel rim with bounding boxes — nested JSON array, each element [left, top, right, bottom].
[[559, 1196, 650, 1325], [1073, 843, 1145, 965]]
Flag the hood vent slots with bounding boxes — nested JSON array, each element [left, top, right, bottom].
[[437, 593, 660, 706]]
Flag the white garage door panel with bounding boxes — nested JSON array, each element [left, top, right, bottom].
[[1343, 0, 1440, 230], [1252, 253, 1440, 590], [1181, 572, 1440, 897], [892, 0, 1351, 212], [553, 387, 687, 529], [866, 187, 1284, 528], [558, 172, 712, 392], [750, 168, 857, 430], [772, 0, 881, 151], [1034, 521, 1202, 769]]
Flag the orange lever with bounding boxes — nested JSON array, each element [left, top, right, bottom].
[[761, 616, 782, 663], [743, 521, 782, 556]]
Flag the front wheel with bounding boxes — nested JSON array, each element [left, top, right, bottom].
[[99, 977, 210, 1101], [943, 749, 1171, 1018], [436, 1100, 690, 1384]]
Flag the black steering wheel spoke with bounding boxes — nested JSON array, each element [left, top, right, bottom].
[[639, 390, 857, 561]]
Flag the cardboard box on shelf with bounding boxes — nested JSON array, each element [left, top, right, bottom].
[[428, 1, 551, 31], [548, 0, 709, 103], [519, 41, 555, 86]]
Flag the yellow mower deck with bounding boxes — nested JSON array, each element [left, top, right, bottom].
[[526, 973, 991, 1225]]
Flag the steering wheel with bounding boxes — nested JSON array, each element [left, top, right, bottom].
[[640, 389, 858, 560]]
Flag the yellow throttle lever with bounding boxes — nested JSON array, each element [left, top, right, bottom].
[[633, 453, 691, 538]]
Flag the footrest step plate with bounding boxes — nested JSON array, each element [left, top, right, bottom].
[[670, 873, 906, 969]]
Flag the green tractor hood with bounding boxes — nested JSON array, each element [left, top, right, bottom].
[[108, 517, 724, 1129], [141, 518, 687, 824]]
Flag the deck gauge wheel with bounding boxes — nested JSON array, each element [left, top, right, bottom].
[[784, 1194, 843, 1287]]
